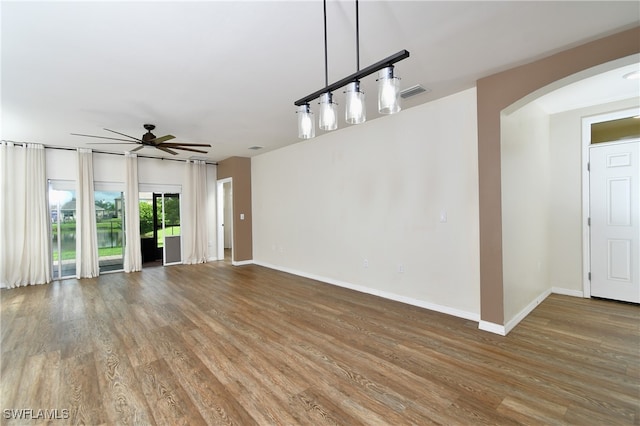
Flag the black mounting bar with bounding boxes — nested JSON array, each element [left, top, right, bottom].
[[294, 49, 410, 106]]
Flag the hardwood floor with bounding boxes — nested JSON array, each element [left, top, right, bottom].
[[1, 262, 638, 425]]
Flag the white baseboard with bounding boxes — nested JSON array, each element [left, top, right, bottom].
[[377, 289, 480, 322], [552, 287, 584, 298], [484, 287, 583, 336], [478, 321, 506, 336], [252, 261, 480, 323], [504, 288, 552, 335], [232, 259, 253, 266], [480, 288, 552, 336]]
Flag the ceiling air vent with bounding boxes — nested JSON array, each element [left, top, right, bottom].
[[248, 145, 264, 150], [400, 84, 429, 99]]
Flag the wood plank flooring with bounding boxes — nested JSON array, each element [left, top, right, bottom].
[[1, 262, 638, 425]]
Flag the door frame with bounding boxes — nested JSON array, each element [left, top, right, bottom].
[[216, 177, 233, 261], [581, 107, 640, 298]]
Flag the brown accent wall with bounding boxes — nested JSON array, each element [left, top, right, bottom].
[[217, 156, 253, 262], [477, 26, 640, 325]]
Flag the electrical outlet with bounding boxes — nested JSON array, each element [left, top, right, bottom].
[[398, 264, 404, 273], [363, 259, 369, 268]]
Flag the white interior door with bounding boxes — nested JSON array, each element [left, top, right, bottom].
[[589, 140, 639, 303]]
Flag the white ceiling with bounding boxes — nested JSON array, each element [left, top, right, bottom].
[[533, 61, 640, 114], [2, 1, 639, 162]]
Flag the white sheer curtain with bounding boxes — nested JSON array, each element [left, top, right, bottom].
[[76, 148, 99, 278], [182, 160, 208, 264], [124, 153, 142, 272], [0, 142, 51, 288]]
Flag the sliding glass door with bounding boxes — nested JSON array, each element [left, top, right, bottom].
[[140, 192, 181, 266], [95, 191, 124, 272], [50, 181, 127, 279], [49, 183, 77, 279]]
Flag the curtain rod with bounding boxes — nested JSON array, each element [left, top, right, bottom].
[[1, 140, 218, 165]]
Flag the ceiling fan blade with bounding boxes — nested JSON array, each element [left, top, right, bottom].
[[104, 128, 143, 142], [150, 135, 176, 144], [130, 145, 145, 152], [156, 146, 178, 155], [71, 133, 137, 143], [164, 146, 209, 154], [161, 142, 211, 148]]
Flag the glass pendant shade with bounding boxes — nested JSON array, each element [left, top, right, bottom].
[[319, 92, 338, 131], [345, 81, 366, 124], [297, 104, 315, 139], [378, 66, 401, 114]]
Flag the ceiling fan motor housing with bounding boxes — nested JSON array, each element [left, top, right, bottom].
[[142, 132, 156, 142], [142, 124, 156, 142]]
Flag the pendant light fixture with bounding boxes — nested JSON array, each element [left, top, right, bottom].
[[345, 81, 365, 124], [378, 65, 401, 114], [318, 0, 338, 131], [297, 104, 315, 139], [345, 0, 365, 124], [294, 0, 409, 139], [319, 93, 338, 131]]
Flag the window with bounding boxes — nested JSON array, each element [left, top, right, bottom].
[[591, 116, 640, 144], [49, 181, 77, 279], [95, 190, 125, 273]]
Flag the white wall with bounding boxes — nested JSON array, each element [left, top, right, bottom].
[[252, 88, 480, 319], [501, 102, 551, 324], [548, 97, 640, 294]]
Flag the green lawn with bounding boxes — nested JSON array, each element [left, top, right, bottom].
[[143, 226, 181, 247], [53, 246, 123, 261]]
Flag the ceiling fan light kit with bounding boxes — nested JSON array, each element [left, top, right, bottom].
[[71, 123, 211, 155], [294, 0, 409, 139]]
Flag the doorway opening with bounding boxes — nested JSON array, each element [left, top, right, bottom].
[[216, 178, 233, 263], [140, 192, 182, 267]]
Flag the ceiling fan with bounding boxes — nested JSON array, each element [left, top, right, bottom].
[[71, 124, 211, 155]]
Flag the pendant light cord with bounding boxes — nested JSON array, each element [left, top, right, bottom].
[[355, 0, 360, 72], [324, 0, 329, 88]]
